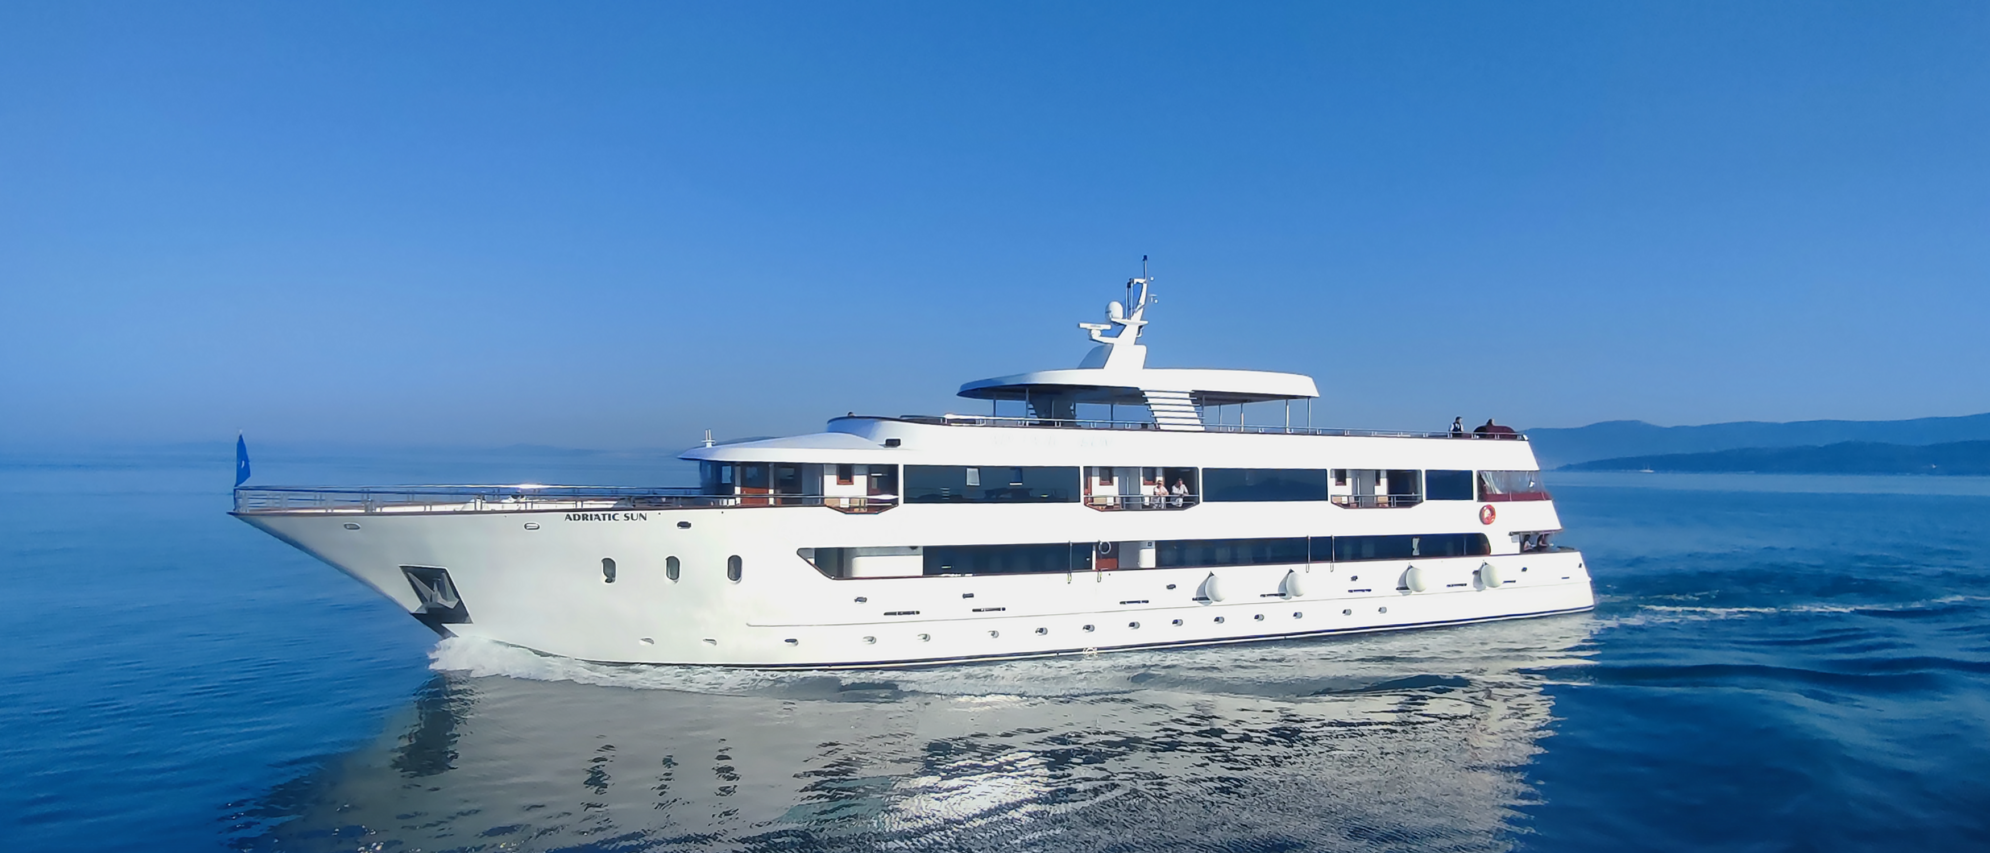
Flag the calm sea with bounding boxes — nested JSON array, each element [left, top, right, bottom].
[[4, 448, 1988, 852]]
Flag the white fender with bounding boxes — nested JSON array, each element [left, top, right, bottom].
[[1403, 565, 1429, 593], [1282, 570, 1305, 598], [1480, 561, 1503, 588], [1201, 573, 1225, 602]]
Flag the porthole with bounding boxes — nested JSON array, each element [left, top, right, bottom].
[[1253, 614, 1265, 621], [1083, 624, 1095, 633], [783, 638, 798, 645], [989, 630, 1000, 638], [863, 635, 876, 644], [1129, 621, 1141, 629], [1378, 606, 1388, 614], [726, 555, 742, 582], [854, 596, 868, 603], [522, 522, 539, 530], [1171, 619, 1184, 626], [1349, 575, 1359, 582], [601, 558, 617, 584], [918, 633, 931, 642], [1342, 609, 1352, 616], [677, 521, 692, 529], [1214, 616, 1226, 624], [1035, 627, 1049, 635], [342, 522, 361, 530], [1293, 612, 1303, 619], [665, 556, 681, 581]]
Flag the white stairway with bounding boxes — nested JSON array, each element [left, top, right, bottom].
[[1143, 390, 1206, 431]]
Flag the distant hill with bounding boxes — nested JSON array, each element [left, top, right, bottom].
[[1526, 412, 1990, 468], [1561, 440, 1990, 476]]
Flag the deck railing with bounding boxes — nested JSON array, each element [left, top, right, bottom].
[[232, 486, 899, 515], [893, 414, 1527, 440]]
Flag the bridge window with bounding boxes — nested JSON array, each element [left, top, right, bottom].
[[1202, 468, 1329, 502], [904, 466, 1079, 503], [1156, 537, 1309, 568], [1425, 470, 1475, 501], [726, 555, 742, 582]]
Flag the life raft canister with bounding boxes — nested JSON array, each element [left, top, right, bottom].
[[1479, 504, 1497, 525]]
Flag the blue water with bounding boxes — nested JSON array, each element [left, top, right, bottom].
[[4, 450, 1988, 851]]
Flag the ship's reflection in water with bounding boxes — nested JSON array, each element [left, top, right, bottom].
[[236, 616, 1595, 852]]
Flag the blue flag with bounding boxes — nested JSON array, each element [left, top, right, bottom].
[[235, 434, 252, 487]]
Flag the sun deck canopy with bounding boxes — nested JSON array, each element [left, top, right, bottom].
[[954, 273, 1318, 430], [958, 367, 1318, 407]]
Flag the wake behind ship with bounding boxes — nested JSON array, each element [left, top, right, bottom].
[[234, 273, 1594, 667]]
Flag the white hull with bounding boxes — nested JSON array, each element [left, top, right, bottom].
[[240, 490, 1592, 668]]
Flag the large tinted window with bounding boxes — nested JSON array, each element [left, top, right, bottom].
[[1156, 537, 1308, 568], [924, 543, 1091, 575], [1322, 533, 1490, 562], [904, 466, 1079, 503], [1426, 470, 1474, 501], [1202, 468, 1330, 502]]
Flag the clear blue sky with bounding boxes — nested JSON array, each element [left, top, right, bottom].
[[3, 2, 1986, 449]]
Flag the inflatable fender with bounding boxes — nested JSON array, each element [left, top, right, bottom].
[[1403, 565, 1429, 593], [1480, 561, 1504, 588], [1200, 573, 1225, 602], [1282, 569, 1305, 598]]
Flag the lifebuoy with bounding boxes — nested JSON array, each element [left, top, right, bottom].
[[1097, 541, 1114, 556], [1479, 504, 1497, 525]]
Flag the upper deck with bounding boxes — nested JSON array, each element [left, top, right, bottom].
[[234, 269, 1541, 516]]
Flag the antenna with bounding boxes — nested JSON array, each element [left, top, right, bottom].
[[703, 429, 714, 448]]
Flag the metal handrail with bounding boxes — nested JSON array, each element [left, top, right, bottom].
[[232, 485, 899, 515], [912, 414, 1526, 440], [1330, 494, 1425, 509], [1084, 494, 1201, 511]]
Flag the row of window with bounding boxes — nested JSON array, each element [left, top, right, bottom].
[[917, 534, 1491, 576], [697, 461, 1548, 505], [902, 466, 1536, 504], [602, 555, 739, 583]]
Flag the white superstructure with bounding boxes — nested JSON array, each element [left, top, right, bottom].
[[235, 273, 1593, 668]]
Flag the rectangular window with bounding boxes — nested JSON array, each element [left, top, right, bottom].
[[700, 461, 735, 494], [1479, 470, 1550, 502], [1155, 537, 1309, 569], [924, 543, 1091, 575], [1202, 468, 1330, 502], [1426, 470, 1474, 501], [1322, 533, 1490, 562], [904, 466, 1080, 503], [867, 466, 898, 497]]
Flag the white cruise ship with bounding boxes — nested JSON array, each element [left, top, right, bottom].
[[234, 274, 1594, 668]]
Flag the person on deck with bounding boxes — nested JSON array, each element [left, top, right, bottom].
[[1171, 478, 1189, 507], [1451, 417, 1465, 437]]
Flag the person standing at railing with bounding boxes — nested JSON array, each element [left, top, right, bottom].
[[1451, 417, 1465, 437], [1171, 478, 1188, 508]]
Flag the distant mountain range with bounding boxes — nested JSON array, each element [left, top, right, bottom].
[[1526, 412, 1990, 469], [1561, 440, 1990, 476]]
